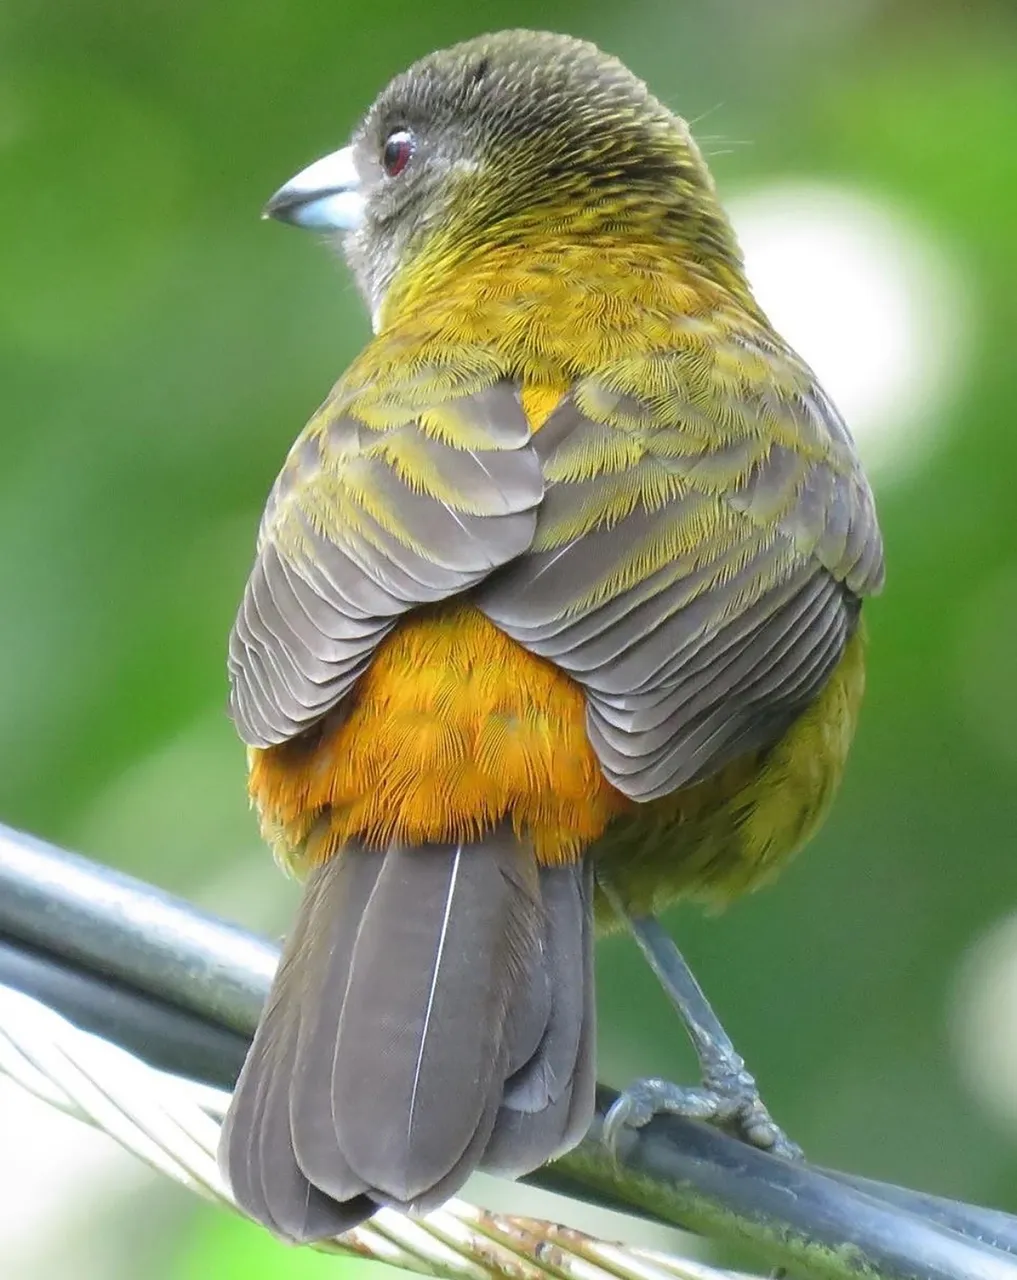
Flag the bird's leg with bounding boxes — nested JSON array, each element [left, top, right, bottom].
[[598, 876, 802, 1161]]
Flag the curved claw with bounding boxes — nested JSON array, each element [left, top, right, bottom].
[[603, 1077, 724, 1154]]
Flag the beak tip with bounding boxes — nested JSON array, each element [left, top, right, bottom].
[[261, 190, 290, 223]]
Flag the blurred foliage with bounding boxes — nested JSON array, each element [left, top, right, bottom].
[[1, 0, 1016, 1276]]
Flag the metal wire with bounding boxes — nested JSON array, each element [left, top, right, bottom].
[[4, 822, 1017, 1279], [0, 981, 745, 1280]]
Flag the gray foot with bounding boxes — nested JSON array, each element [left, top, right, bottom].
[[603, 1074, 803, 1161]]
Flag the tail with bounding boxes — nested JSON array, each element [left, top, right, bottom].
[[219, 828, 596, 1241]]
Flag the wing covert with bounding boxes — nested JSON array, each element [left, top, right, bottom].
[[478, 328, 884, 801], [229, 377, 543, 747]]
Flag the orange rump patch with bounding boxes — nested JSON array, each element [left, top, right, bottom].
[[249, 606, 628, 866]]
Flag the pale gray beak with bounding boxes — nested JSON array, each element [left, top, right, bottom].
[[263, 146, 365, 230]]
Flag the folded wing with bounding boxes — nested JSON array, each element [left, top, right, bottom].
[[229, 370, 545, 747], [478, 326, 885, 800]]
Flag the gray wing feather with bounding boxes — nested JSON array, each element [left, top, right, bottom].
[[229, 382, 543, 747], [479, 356, 883, 801]]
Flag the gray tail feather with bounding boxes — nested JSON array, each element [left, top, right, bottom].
[[219, 827, 596, 1242]]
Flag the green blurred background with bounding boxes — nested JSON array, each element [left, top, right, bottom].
[[2, 0, 1016, 1276]]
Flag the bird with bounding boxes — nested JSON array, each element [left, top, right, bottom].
[[219, 28, 884, 1243]]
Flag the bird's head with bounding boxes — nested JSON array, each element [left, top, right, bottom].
[[265, 30, 742, 328]]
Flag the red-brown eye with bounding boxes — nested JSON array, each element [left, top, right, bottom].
[[382, 130, 413, 177]]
